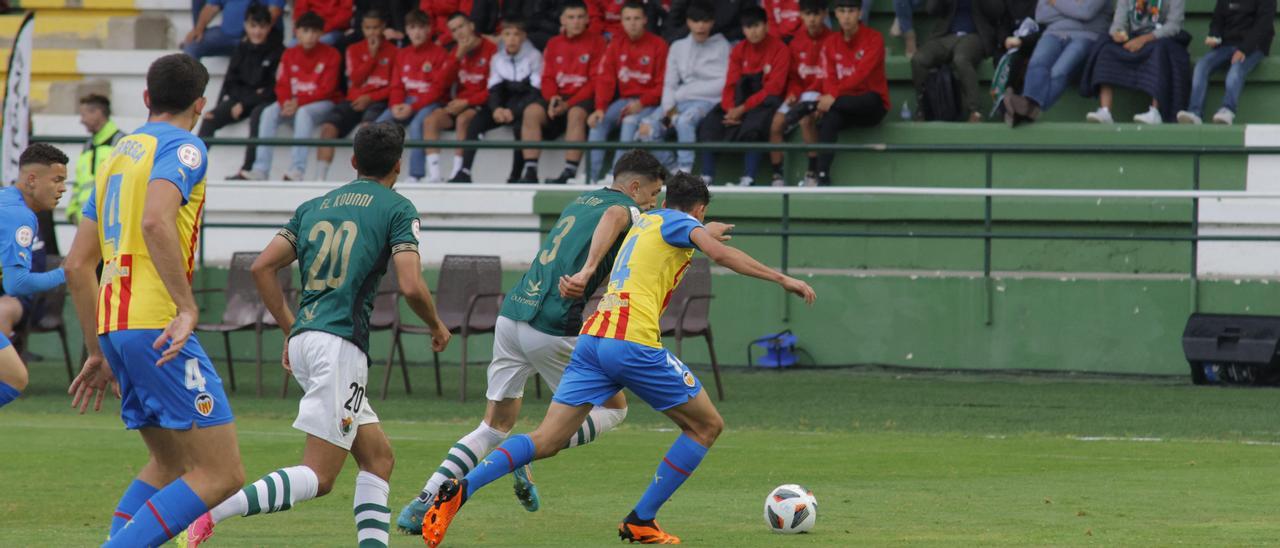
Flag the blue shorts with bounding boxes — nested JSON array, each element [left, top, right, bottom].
[[100, 330, 234, 430], [0, 332, 10, 351], [554, 336, 702, 411]]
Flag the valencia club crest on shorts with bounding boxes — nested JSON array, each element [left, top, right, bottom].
[[683, 371, 696, 387], [194, 393, 215, 416]]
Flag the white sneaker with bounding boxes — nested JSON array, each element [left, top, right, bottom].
[[425, 175, 444, 183], [1176, 111, 1202, 125], [1212, 108, 1235, 125], [736, 176, 754, 187], [282, 169, 305, 181], [1085, 108, 1113, 124], [598, 174, 614, 186], [1133, 107, 1162, 125], [571, 172, 588, 185], [889, 17, 902, 37]]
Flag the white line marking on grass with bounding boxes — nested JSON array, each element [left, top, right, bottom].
[[1074, 436, 1164, 442]]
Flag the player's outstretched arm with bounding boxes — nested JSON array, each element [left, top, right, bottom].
[[393, 251, 451, 352], [689, 228, 817, 305], [559, 205, 631, 299], [142, 179, 200, 365], [65, 216, 118, 413]]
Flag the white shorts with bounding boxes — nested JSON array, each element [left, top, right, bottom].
[[486, 316, 577, 401], [288, 331, 379, 450]]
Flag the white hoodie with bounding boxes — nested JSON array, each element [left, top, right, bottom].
[[660, 33, 731, 114], [488, 39, 544, 90]]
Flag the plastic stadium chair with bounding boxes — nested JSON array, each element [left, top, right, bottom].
[[429, 255, 503, 402], [659, 257, 724, 401], [16, 255, 74, 383], [195, 251, 291, 396], [376, 262, 430, 399]]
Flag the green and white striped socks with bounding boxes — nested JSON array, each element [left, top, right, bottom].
[[354, 471, 391, 547], [210, 465, 320, 524], [565, 407, 628, 448], [418, 422, 509, 503]]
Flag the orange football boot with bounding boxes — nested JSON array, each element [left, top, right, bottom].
[[618, 512, 681, 544], [423, 478, 467, 548]]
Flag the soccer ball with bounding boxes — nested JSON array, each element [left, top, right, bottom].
[[763, 484, 817, 534]]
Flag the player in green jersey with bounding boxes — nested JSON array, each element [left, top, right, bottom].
[[178, 123, 451, 548], [395, 151, 668, 534]]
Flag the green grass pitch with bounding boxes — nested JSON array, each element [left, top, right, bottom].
[[3, 361, 1280, 546]]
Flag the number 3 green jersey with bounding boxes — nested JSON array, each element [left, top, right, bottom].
[[501, 187, 639, 337], [278, 179, 420, 352]]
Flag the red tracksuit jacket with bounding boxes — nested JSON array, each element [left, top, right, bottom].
[[390, 41, 455, 111], [591, 0, 625, 38], [542, 31, 608, 106], [763, 0, 802, 40], [594, 31, 668, 107], [421, 0, 474, 44], [787, 27, 830, 98], [275, 43, 342, 106], [450, 38, 498, 105], [345, 39, 398, 102], [821, 27, 889, 111], [296, 0, 353, 33], [722, 34, 791, 111]]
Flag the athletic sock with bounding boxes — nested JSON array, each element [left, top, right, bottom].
[[316, 161, 331, 181], [632, 434, 708, 521], [102, 478, 207, 547], [522, 159, 539, 174], [565, 407, 628, 448], [563, 160, 580, 177], [427, 153, 441, 180], [449, 155, 464, 178], [110, 479, 159, 537], [354, 471, 391, 547], [0, 381, 19, 408], [417, 422, 509, 503], [771, 162, 784, 176], [463, 434, 535, 498], [210, 465, 320, 524]]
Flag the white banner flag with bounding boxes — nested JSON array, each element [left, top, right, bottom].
[[2, 12, 35, 185]]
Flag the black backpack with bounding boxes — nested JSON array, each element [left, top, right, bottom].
[[920, 66, 964, 122]]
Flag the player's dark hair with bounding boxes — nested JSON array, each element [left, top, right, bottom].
[[664, 172, 710, 211], [78, 93, 111, 117], [146, 54, 209, 115], [245, 3, 272, 25], [353, 122, 405, 178], [832, 0, 863, 8], [800, 0, 829, 14], [501, 15, 527, 31], [362, 8, 388, 24], [740, 5, 768, 27], [621, 0, 646, 14], [686, 1, 714, 22], [561, 0, 589, 16], [296, 11, 326, 31], [19, 143, 69, 168], [405, 9, 430, 27], [448, 11, 471, 23], [612, 150, 668, 186]]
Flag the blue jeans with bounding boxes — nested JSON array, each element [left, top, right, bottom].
[[253, 100, 334, 176], [1189, 46, 1265, 116], [588, 98, 657, 180], [1022, 33, 1096, 110], [182, 25, 240, 59], [375, 99, 438, 179], [893, 0, 927, 33], [643, 99, 715, 173]]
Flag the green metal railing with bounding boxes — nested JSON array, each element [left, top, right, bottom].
[[34, 135, 1275, 325]]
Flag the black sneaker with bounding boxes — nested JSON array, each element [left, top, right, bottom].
[[544, 171, 575, 184], [515, 167, 539, 184], [448, 170, 472, 183], [783, 101, 817, 135], [817, 172, 833, 186]]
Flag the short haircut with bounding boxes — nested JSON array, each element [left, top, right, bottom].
[[686, 1, 714, 21], [146, 54, 210, 115], [740, 5, 767, 27], [405, 9, 430, 27], [561, 0, 589, 16], [664, 172, 710, 211], [362, 8, 387, 23], [353, 122, 405, 178], [800, 0, 829, 14], [501, 15, 527, 31], [296, 11, 326, 31], [832, 0, 863, 8], [19, 143, 69, 169], [448, 11, 471, 23], [78, 93, 111, 117], [621, 0, 646, 14], [612, 150, 669, 185], [245, 3, 272, 25]]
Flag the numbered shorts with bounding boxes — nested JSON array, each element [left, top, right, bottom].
[[289, 330, 378, 450], [486, 316, 577, 401], [553, 335, 702, 411], [99, 330, 234, 430]]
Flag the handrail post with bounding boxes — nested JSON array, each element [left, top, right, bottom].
[[983, 151, 994, 326], [1190, 152, 1201, 313], [782, 193, 791, 323]]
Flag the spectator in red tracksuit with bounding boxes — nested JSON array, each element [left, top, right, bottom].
[[376, 9, 454, 180], [696, 5, 789, 186], [246, 12, 341, 180], [519, 0, 606, 184], [815, 0, 887, 186], [423, 12, 498, 181], [315, 10, 397, 181], [768, 0, 829, 186], [763, 0, 802, 41], [421, 0, 474, 44], [592, 0, 625, 38], [586, 1, 667, 182], [295, 0, 354, 45]]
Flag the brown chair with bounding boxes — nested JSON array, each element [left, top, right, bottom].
[[427, 255, 503, 402], [376, 262, 443, 399], [18, 255, 73, 383], [195, 251, 291, 396], [660, 257, 724, 400]]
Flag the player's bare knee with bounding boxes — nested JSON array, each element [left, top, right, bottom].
[[5, 364, 28, 391], [684, 413, 724, 447], [529, 430, 564, 459]]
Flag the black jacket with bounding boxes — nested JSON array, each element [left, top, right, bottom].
[[1210, 0, 1276, 55], [926, 0, 1009, 57], [664, 0, 746, 42], [219, 38, 285, 109]]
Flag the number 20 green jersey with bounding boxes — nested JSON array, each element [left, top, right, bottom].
[[278, 179, 420, 352]]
